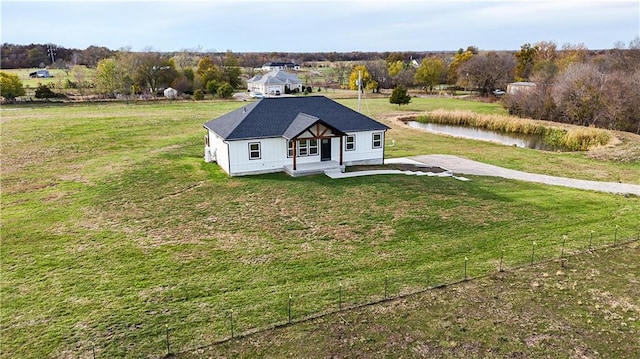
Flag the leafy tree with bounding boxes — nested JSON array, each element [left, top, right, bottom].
[[448, 50, 474, 85], [414, 56, 445, 93], [514, 43, 537, 81], [133, 53, 179, 93], [206, 80, 219, 96], [0, 72, 26, 100], [182, 68, 195, 82], [196, 56, 221, 90], [95, 58, 124, 96], [348, 65, 376, 92], [216, 82, 234, 98], [388, 60, 405, 77], [386, 53, 405, 65], [222, 50, 242, 89], [389, 85, 411, 109]]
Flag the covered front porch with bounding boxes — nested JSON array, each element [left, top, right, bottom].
[[284, 160, 345, 177]]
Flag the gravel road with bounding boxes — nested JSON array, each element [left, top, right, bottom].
[[390, 154, 640, 196]]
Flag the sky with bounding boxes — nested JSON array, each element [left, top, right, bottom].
[[1, 0, 639, 52]]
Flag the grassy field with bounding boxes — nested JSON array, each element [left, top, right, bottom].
[[1, 97, 639, 358], [181, 241, 640, 358], [2, 67, 95, 95]]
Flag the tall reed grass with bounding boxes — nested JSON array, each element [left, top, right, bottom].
[[416, 109, 611, 151]]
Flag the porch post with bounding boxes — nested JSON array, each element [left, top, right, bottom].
[[339, 135, 343, 165], [292, 140, 297, 171]]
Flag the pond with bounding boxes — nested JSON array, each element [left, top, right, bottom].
[[407, 121, 568, 151]]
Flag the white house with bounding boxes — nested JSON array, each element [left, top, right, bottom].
[[247, 70, 303, 95], [261, 62, 300, 71], [163, 87, 178, 99], [203, 96, 390, 176]]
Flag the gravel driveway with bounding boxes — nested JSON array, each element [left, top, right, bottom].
[[387, 155, 640, 196]]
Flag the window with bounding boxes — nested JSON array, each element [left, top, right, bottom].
[[249, 142, 261, 160], [288, 139, 320, 157], [298, 140, 308, 156], [372, 132, 383, 149], [309, 139, 318, 155], [345, 135, 355, 151]]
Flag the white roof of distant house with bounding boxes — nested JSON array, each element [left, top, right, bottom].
[[248, 70, 302, 86]]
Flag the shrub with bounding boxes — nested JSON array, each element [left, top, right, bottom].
[[216, 82, 233, 99], [206, 80, 219, 97], [0, 72, 26, 100], [194, 89, 204, 100], [34, 83, 57, 99]]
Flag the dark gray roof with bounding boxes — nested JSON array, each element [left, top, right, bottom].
[[203, 96, 389, 141]]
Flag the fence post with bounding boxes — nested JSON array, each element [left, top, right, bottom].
[[92, 342, 96, 359], [614, 225, 619, 246], [531, 242, 536, 265], [288, 294, 292, 324], [561, 235, 567, 259], [464, 257, 468, 281], [499, 249, 504, 272], [589, 230, 594, 250], [384, 275, 388, 300], [165, 324, 170, 356], [338, 283, 343, 311]]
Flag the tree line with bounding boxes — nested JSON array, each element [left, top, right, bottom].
[[345, 40, 640, 133], [2, 39, 639, 133]]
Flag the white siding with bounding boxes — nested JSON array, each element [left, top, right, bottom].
[[342, 131, 385, 165], [207, 130, 231, 174], [207, 130, 386, 176], [227, 138, 291, 176]]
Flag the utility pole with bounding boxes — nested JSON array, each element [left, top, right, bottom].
[[47, 43, 56, 64], [357, 70, 361, 113]]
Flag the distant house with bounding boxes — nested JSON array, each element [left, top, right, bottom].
[[163, 87, 178, 99], [247, 70, 303, 95], [203, 96, 390, 176], [261, 62, 300, 71], [507, 82, 536, 95], [29, 69, 51, 78]]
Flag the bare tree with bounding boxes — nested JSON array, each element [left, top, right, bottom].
[[366, 60, 390, 92], [601, 68, 640, 132], [392, 66, 416, 88], [458, 52, 515, 95], [552, 63, 606, 127], [332, 62, 352, 89]]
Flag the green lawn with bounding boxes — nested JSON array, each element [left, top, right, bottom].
[[180, 242, 640, 358], [1, 98, 639, 358]]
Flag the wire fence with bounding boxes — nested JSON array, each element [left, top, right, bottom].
[[84, 226, 639, 358]]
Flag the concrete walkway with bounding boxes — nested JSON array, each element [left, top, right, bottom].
[[394, 154, 640, 196]]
